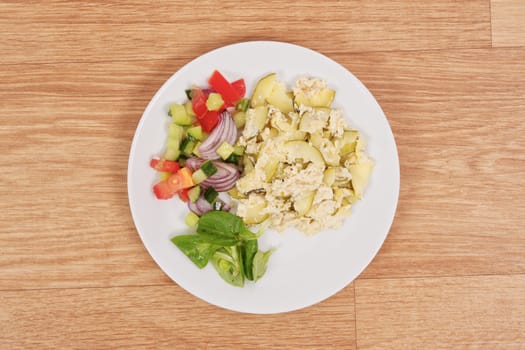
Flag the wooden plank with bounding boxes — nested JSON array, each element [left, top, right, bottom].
[[491, 0, 525, 47], [0, 0, 491, 64], [345, 47, 525, 278], [0, 284, 356, 349], [0, 60, 180, 290], [355, 275, 525, 349]]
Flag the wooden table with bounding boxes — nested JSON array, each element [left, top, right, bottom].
[[2, 1, 524, 349]]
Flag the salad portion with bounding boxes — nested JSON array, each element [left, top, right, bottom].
[[149, 70, 273, 287], [149, 70, 373, 287]]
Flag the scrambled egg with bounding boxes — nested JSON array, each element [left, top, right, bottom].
[[233, 76, 373, 235]]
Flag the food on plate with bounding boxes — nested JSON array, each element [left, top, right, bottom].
[[233, 75, 373, 234], [149, 70, 373, 286]]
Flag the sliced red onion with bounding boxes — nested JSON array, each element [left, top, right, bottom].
[[202, 164, 239, 192], [224, 112, 238, 146], [198, 111, 237, 160], [188, 195, 213, 216], [184, 157, 203, 171], [202, 175, 238, 192], [184, 157, 240, 192], [187, 194, 232, 216]]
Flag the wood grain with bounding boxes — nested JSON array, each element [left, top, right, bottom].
[[0, 283, 355, 349], [347, 47, 525, 278], [1, 0, 524, 348], [491, 0, 525, 47], [0, 0, 491, 65], [0, 60, 180, 290], [355, 275, 525, 349]]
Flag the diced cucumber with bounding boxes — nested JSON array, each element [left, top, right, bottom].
[[185, 101, 195, 117], [200, 160, 218, 177], [191, 169, 208, 184], [187, 125, 204, 141], [232, 111, 246, 128], [169, 103, 192, 126], [204, 187, 219, 204], [188, 186, 201, 203], [185, 211, 200, 228], [180, 138, 196, 156], [216, 141, 235, 160], [191, 160, 217, 184], [224, 153, 239, 165], [166, 138, 180, 151], [205, 93, 224, 111], [192, 142, 202, 157], [233, 145, 245, 156], [164, 147, 180, 161], [168, 123, 185, 141], [185, 89, 193, 100]]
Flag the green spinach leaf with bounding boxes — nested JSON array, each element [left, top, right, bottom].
[[197, 211, 257, 243], [252, 248, 275, 282], [211, 246, 244, 287], [241, 239, 258, 281], [171, 235, 221, 269]]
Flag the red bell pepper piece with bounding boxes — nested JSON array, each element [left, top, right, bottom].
[[191, 89, 208, 118], [231, 79, 246, 98], [208, 70, 242, 105], [198, 110, 220, 132], [150, 158, 180, 173]]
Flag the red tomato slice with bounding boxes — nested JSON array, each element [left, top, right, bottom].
[[166, 168, 194, 193], [199, 110, 220, 132], [150, 158, 180, 172], [208, 70, 241, 105], [178, 188, 190, 202], [153, 181, 174, 200]]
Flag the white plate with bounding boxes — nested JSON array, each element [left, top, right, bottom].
[[128, 41, 399, 314]]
